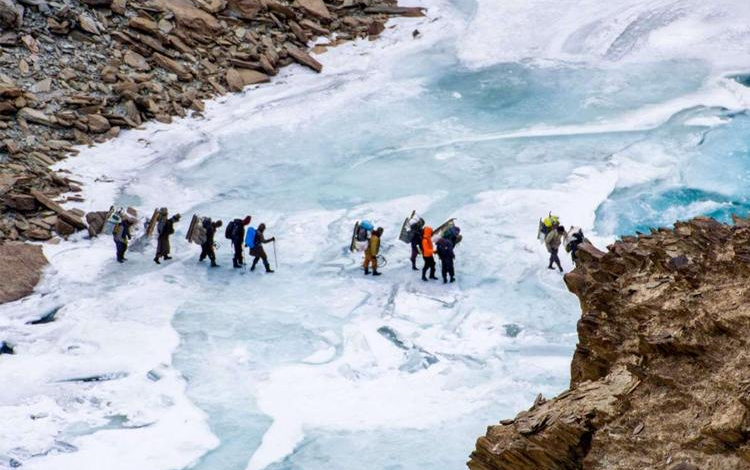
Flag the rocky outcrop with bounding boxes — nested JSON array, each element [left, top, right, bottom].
[[0, 243, 47, 303], [0, 0, 424, 245], [469, 216, 750, 470]]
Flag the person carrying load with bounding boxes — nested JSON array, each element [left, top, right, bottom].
[[154, 210, 180, 264], [226, 215, 251, 268], [247, 223, 276, 273], [409, 217, 425, 270], [398, 211, 425, 270], [113, 216, 133, 263], [545, 225, 565, 272], [364, 227, 384, 276], [564, 226, 586, 265], [199, 218, 222, 267]]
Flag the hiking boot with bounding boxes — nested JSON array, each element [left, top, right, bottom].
[[429, 275, 438, 280], [372, 270, 382, 276], [164, 256, 172, 260], [210, 263, 219, 268], [266, 269, 275, 273], [154, 258, 160, 264], [422, 276, 428, 281], [450, 278, 455, 283]]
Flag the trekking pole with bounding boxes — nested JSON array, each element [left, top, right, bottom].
[[272, 240, 278, 270]]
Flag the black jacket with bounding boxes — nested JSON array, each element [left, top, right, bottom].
[[204, 219, 218, 245], [231, 219, 245, 245]]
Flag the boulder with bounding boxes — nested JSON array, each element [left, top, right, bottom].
[[78, 13, 100, 34], [295, 0, 331, 22], [0, 0, 23, 29], [18, 107, 56, 127], [285, 43, 322, 73], [87, 114, 111, 133], [155, 0, 221, 32], [152, 53, 192, 81], [0, 243, 48, 304], [55, 218, 75, 237], [225, 68, 269, 92], [86, 210, 109, 236], [124, 50, 150, 71], [3, 193, 37, 211]]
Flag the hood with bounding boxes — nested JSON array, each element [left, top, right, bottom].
[[423, 226, 433, 238]]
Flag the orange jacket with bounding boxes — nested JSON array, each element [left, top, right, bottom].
[[422, 226, 434, 257]]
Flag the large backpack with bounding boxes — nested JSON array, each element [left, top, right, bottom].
[[225, 220, 237, 240], [193, 218, 208, 245], [356, 226, 369, 242], [245, 226, 257, 250]]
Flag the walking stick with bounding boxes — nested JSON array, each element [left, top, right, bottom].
[[272, 240, 278, 270]]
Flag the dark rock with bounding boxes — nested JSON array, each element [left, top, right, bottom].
[[0, 244, 48, 304]]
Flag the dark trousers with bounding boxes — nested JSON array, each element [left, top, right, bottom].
[[233, 242, 243, 267], [570, 241, 581, 264], [439, 256, 454, 282], [422, 255, 436, 279], [115, 241, 127, 261], [200, 242, 216, 265], [410, 244, 419, 267], [549, 247, 562, 271], [250, 246, 271, 271]]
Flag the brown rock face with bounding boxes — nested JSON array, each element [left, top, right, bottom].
[[468, 216, 750, 470], [0, 243, 48, 304]]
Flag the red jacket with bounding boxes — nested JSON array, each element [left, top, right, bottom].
[[422, 226, 434, 257]]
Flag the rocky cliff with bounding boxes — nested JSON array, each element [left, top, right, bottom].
[[469, 216, 750, 470]]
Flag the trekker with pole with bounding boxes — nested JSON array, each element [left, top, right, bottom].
[[248, 223, 276, 273]]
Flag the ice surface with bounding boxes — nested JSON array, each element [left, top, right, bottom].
[[5, 0, 750, 469]]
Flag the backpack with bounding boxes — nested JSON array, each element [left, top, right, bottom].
[[225, 220, 237, 240], [245, 226, 257, 250], [356, 226, 369, 242]]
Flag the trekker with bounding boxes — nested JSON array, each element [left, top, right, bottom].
[[364, 227, 384, 276], [436, 235, 456, 283], [199, 219, 223, 267], [113, 216, 132, 263], [565, 226, 585, 265], [545, 225, 565, 272], [410, 222, 423, 270], [227, 215, 251, 268], [421, 226, 438, 281], [249, 223, 276, 273], [154, 212, 181, 264]]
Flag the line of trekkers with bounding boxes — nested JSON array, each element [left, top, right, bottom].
[[107, 207, 584, 278], [109, 208, 276, 272]]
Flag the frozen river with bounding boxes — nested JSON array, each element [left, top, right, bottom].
[[4, 0, 750, 469]]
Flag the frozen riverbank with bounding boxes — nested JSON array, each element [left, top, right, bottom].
[[5, 0, 750, 469]]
